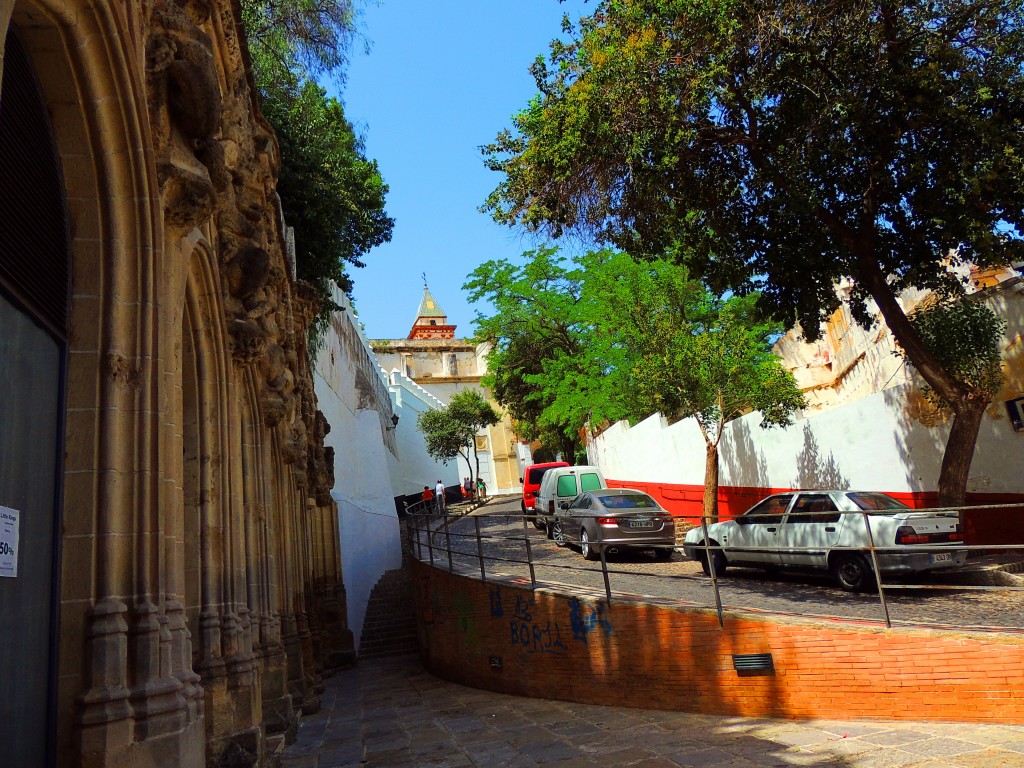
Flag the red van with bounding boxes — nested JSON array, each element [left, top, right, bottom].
[[520, 461, 569, 525]]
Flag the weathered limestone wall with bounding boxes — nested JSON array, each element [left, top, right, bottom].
[[1, 2, 351, 766]]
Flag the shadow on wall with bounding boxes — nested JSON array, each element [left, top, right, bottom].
[[882, 384, 946, 496], [719, 417, 770, 489], [793, 423, 850, 490]]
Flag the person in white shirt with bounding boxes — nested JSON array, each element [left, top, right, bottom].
[[435, 480, 446, 512]]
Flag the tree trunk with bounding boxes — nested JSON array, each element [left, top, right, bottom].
[[936, 397, 988, 507], [472, 439, 481, 486], [703, 441, 719, 521], [855, 254, 987, 506]]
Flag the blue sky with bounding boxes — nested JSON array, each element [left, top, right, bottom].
[[332, 0, 592, 340]]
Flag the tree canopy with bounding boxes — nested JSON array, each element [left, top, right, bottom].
[[241, 0, 393, 327], [467, 248, 804, 514], [417, 390, 501, 488], [484, 0, 1022, 503]]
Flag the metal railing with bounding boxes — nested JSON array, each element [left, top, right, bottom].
[[405, 502, 1024, 632]]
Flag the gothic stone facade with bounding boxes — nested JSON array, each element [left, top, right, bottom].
[[0, 2, 352, 766]]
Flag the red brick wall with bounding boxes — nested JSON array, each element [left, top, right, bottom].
[[606, 478, 1024, 544], [414, 562, 1024, 723]]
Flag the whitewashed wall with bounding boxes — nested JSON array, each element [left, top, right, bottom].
[[314, 290, 403, 650], [590, 382, 1024, 497], [591, 280, 1024, 498], [386, 370, 461, 497]]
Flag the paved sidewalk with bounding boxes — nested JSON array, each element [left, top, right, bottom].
[[279, 655, 1024, 767]]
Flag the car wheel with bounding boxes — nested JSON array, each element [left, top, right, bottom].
[[520, 501, 527, 514], [654, 546, 674, 561], [532, 517, 545, 530], [832, 553, 874, 592], [581, 529, 599, 561], [700, 547, 727, 577], [552, 521, 567, 548]]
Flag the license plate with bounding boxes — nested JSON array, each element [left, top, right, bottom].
[[929, 552, 952, 563], [627, 518, 653, 529]]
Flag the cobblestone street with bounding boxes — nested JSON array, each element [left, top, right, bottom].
[[280, 655, 1024, 767], [411, 498, 1024, 632]]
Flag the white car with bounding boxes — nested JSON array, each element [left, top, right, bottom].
[[682, 490, 966, 591]]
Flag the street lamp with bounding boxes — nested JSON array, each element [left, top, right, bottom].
[[385, 413, 400, 431]]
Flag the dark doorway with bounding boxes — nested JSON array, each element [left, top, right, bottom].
[[0, 25, 70, 768]]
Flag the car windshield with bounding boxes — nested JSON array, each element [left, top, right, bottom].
[[846, 492, 908, 512], [597, 493, 657, 509]]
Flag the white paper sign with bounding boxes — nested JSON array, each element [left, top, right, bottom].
[[0, 506, 19, 578]]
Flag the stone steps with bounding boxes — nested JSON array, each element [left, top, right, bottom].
[[358, 564, 419, 658]]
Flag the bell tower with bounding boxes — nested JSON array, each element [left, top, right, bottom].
[[408, 278, 456, 340]]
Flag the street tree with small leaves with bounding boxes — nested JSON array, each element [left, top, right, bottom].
[[417, 390, 501, 492]]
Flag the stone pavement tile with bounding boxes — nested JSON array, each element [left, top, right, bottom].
[[546, 720, 606, 739], [813, 722, 891, 739], [759, 728, 837, 748], [362, 746, 416, 765], [663, 747, 753, 767], [836, 746, 922, 767], [517, 737, 588, 762], [804, 735, 880, 757], [858, 729, 933, 747], [315, 744, 363, 768], [951, 747, 1024, 767], [594, 747, 673, 765], [899, 736, 986, 758], [437, 714, 486, 732], [409, 740, 460, 761], [617, 756, 686, 768], [278, 756, 317, 768]]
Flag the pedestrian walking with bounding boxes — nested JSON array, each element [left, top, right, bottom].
[[435, 479, 446, 512]]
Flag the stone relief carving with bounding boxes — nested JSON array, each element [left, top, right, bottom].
[[145, 0, 334, 499], [146, 0, 221, 229]]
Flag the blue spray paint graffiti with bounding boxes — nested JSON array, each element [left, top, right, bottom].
[[489, 587, 504, 618], [490, 590, 569, 655], [568, 598, 613, 642]]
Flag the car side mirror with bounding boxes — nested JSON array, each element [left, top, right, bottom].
[[558, 500, 572, 510]]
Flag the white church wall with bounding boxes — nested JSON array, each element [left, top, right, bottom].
[[386, 370, 461, 497], [314, 290, 403, 651]]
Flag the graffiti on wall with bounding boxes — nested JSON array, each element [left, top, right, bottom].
[[454, 592, 479, 652], [568, 597, 613, 642], [491, 586, 569, 656]]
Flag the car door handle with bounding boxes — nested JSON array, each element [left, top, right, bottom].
[[767, 527, 777, 532], [825, 526, 836, 532]]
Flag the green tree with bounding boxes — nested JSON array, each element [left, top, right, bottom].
[[484, 0, 1023, 505], [464, 247, 622, 459], [910, 298, 1007, 411], [241, 0, 358, 86], [241, 2, 393, 339], [584, 251, 805, 518], [468, 248, 804, 516], [259, 79, 394, 298], [447, 389, 502, 487], [417, 390, 501, 492]]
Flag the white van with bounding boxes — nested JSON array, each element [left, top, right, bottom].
[[536, 465, 606, 532]]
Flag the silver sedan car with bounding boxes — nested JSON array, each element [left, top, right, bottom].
[[552, 488, 676, 561]]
